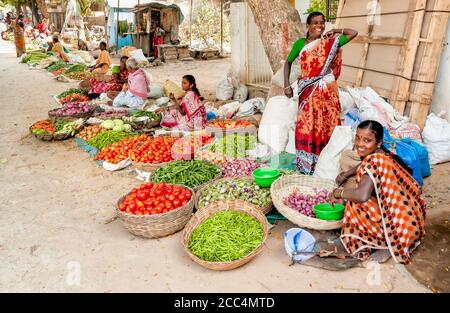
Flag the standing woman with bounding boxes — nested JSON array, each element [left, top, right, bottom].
[[152, 21, 165, 58], [284, 12, 357, 174], [11, 18, 26, 57]]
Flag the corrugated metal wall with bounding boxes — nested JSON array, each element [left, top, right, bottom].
[[245, 4, 272, 87]]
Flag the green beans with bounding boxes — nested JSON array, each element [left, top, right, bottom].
[[188, 210, 263, 262], [56, 88, 87, 99], [198, 179, 271, 209], [87, 130, 140, 150], [131, 110, 161, 120], [151, 160, 220, 188], [209, 134, 256, 158]]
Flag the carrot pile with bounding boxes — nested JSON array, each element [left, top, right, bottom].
[[31, 120, 55, 133]]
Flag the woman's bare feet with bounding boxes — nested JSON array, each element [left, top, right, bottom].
[[368, 249, 392, 263]]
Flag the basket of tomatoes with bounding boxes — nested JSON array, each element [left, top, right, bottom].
[[116, 182, 195, 238], [130, 136, 178, 172], [205, 119, 257, 137], [171, 134, 214, 161], [94, 134, 150, 164]]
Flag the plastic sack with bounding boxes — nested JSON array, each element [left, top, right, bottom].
[[102, 158, 131, 171], [314, 126, 353, 181], [233, 83, 248, 103], [343, 107, 362, 132], [236, 98, 265, 117], [394, 122, 422, 142], [272, 61, 300, 87], [284, 228, 316, 263], [248, 143, 274, 159], [217, 101, 241, 119], [422, 113, 450, 165], [129, 49, 149, 67], [120, 46, 137, 58], [285, 121, 296, 155], [216, 75, 234, 101], [383, 128, 424, 186], [163, 79, 185, 100], [148, 84, 163, 99], [339, 89, 355, 118], [258, 96, 298, 153], [402, 138, 431, 178]]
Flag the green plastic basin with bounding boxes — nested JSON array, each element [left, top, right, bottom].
[[111, 65, 120, 74], [252, 168, 280, 187], [313, 203, 345, 221]]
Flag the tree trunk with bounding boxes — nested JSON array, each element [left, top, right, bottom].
[[247, 0, 305, 73], [36, 0, 49, 21], [28, 0, 41, 24]]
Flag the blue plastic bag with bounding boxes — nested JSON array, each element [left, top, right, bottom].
[[401, 138, 431, 178], [383, 128, 423, 186]]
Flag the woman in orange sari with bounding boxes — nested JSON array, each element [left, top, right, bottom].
[[12, 18, 26, 57], [284, 12, 357, 174], [330, 120, 426, 264]]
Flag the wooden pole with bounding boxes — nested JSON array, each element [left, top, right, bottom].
[[137, 0, 140, 51], [116, 0, 120, 54], [220, 0, 223, 54], [189, 0, 193, 47]]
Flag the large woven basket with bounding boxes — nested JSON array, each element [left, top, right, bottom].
[[194, 176, 273, 215], [29, 119, 83, 141], [115, 185, 195, 239], [78, 79, 90, 92], [182, 199, 269, 271], [270, 174, 342, 230], [131, 160, 172, 173]]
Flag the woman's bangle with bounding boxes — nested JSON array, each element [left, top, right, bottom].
[[339, 173, 348, 181], [341, 28, 345, 34], [284, 85, 292, 90], [340, 188, 345, 199]]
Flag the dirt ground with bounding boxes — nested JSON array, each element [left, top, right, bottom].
[[0, 40, 445, 293]]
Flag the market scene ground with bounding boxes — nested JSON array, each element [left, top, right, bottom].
[[1, 39, 449, 293]]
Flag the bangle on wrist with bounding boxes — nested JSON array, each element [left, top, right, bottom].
[[340, 188, 345, 199]]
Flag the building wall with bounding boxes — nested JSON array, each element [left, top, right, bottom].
[[431, 20, 450, 122]]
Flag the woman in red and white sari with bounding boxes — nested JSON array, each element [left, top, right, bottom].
[[159, 75, 207, 131], [284, 12, 357, 174]]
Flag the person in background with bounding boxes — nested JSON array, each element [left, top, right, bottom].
[[329, 120, 426, 264], [159, 75, 206, 131], [90, 41, 111, 75], [11, 18, 26, 57], [88, 56, 129, 98], [48, 34, 69, 62], [284, 12, 357, 175], [35, 18, 50, 37], [112, 58, 150, 108], [152, 21, 165, 58]]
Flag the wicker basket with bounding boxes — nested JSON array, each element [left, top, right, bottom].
[[48, 107, 94, 120], [79, 79, 91, 92], [29, 119, 83, 141], [131, 160, 172, 173], [205, 122, 257, 138], [182, 199, 269, 271], [194, 176, 273, 215], [115, 185, 195, 239], [270, 174, 342, 230]]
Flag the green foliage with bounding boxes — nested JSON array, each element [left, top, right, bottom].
[[179, 0, 231, 49]]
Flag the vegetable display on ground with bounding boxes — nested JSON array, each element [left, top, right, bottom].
[[197, 179, 271, 209], [130, 136, 178, 164], [87, 130, 140, 150], [94, 134, 149, 164], [57, 88, 88, 100], [49, 102, 93, 117], [151, 160, 220, 189], [31, 120, 56, 134], [59, 94, 89, 105], [208, 134, 256, 159], [188, 210, 263, 262], [118, 182, 192, 215], [75, 125, 106, 141], [171, 135, 213, 159], [207, 120, 254, 129], [221, 159, 261, 177], [65, 71, 93, 80], [100, 119, 132, 132], [283, 188, 330, 218]]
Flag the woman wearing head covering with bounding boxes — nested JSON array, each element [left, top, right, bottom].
[[329, 120, 426, 264], [112, 58, 150, 108], [158, 75, 206, 131]]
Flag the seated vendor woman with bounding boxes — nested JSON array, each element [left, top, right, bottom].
[[329, 120, 426, 264], [112, 58, 150, 108], [48, 34, 69, 62], [90, 41, 112, 75], [158, 75, 206, 131], [88, 56, 129, 96]]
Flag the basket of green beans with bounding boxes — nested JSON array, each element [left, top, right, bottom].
[[182, 199, 269, 270]]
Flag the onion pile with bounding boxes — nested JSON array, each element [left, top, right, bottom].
[[96, 109, 129, 119], [53, 102, 93, 117], [221, 159, 261, 177], [283, 188, 330, 218]]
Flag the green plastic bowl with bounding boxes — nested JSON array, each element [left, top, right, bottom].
[[252, 168, 281, 188], [313, 203, 345, 221], [111, 65, 120, 74]]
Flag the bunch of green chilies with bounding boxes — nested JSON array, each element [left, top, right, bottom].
[[188, 210, 263, 262]]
